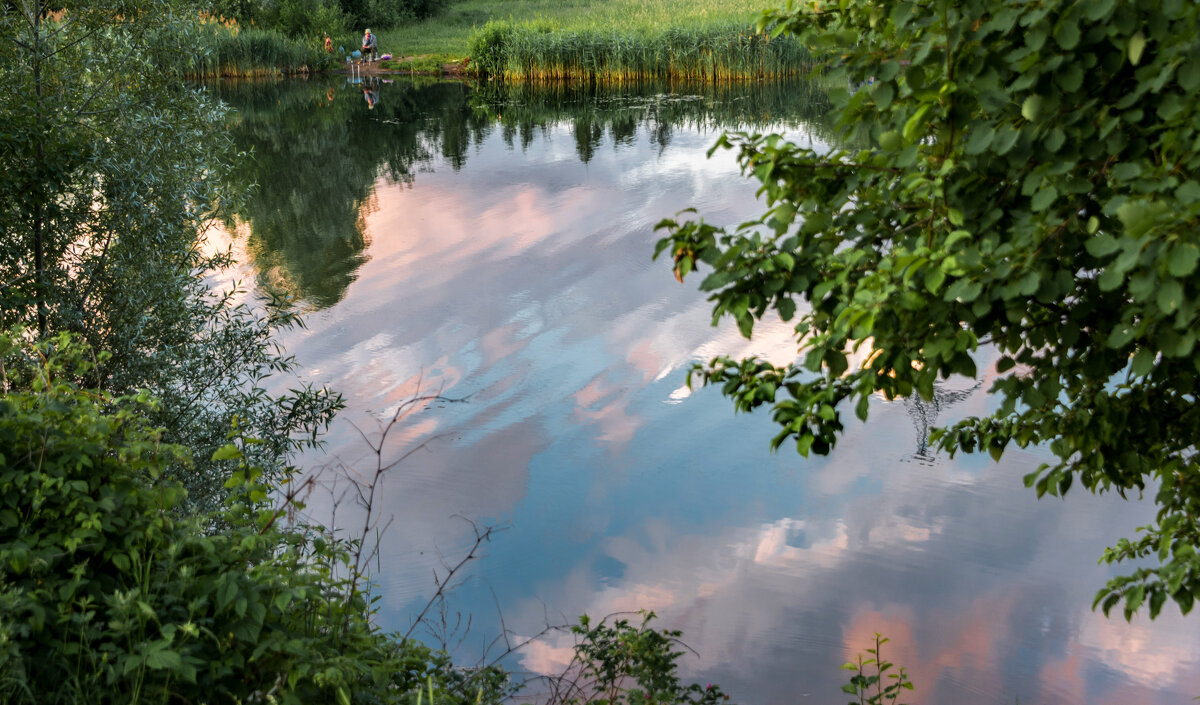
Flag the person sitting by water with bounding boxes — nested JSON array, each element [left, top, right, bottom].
[[324, 34, 333, 53], [361, 28, 377, 62]]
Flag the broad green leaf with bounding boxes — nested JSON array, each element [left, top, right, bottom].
[[878, 130, 901, 151], [1054, 19, 1080, 50], [1084, 233, 1119, 257], [144, 648, 182, 671], [1157, 280, 1183, 314], [1128, 31, 1147, 66], [1031, 186, 1057, 211], [1107, 325, 1136, 349], [1179, 59, 1200, 92], [1168, 243, 1200, 277], [212, 444, 242, 461], [965, 125, 995, 154], [924, 267, 946, 293], [1099, 266, 1123, 290], [1130, 348, 1155, 377], [1021, 95, 1044, 122], [902, 104, 933, 141], [992, 126, 1020, 155]]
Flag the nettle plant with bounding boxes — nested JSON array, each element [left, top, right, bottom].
[[656, 0, 1200, 620]]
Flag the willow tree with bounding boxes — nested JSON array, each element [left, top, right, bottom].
[[656, 0, 1200, 619], [0, 0, 340, 509]]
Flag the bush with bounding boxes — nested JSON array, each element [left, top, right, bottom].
[[0, 331, 511, 705], [264, 0, 349, 39], [467, 20, 515, 77]]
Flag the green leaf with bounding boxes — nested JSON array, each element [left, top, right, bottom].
[[1107, 325, 1136, 349], [1044, 128, 1066, 152], [1130, 348, 1155, 377], [965, 125, 995, 155], [902, 104, 932, 141], [878, 130, 901, 151], [144, 648, 182, 671], [1083, 0, 1116, 20], [924, 268, 946, 293], [778, 297, 796, 321], [1156, 280, 1183, 314], [1099, 266, 1124, 291], [1085, 233, 1119, 257], [1128, 31, 1147, 66], [1054, 19, 1080, 50], [1031, 186, 1057, 211], [1175, 180, 1200, 205], [1021, 95, 1044, 122], [1179, 59, 1200, 92], [1168, 243, 1200, 277], [212, 444, 242, 461], [992, 126, 1020, 155], [1111, 162, 1142, 182]]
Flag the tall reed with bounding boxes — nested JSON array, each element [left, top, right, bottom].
[[468, 21, 812, 83], [150, 20, 327, 79]]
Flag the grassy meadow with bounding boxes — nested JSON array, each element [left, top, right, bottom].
[[375, 0, 787, 61]]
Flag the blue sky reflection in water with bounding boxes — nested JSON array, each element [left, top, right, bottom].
[[214, 78, 1200, 705]]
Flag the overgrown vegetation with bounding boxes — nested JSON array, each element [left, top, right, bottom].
[[467, 21, 811, 82], [155, 19, 329, 79], [0, 332, 515, 705], [656, 0, 1200, 620], [1, 0, 341, 508], [204, 0, 450, 40]]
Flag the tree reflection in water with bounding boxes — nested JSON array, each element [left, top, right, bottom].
[[212, 77, 834, 310]]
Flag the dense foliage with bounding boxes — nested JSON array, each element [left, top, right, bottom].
[[0, 0, 340, 511], [656, 0, 1200, 619], [206, 0, 450, 38], [0, 332, 512, 705]]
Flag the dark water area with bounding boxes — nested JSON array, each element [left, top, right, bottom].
[[210, 76, 1200, 705]]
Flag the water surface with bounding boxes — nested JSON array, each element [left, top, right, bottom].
[[211, 77, 1200, 705]]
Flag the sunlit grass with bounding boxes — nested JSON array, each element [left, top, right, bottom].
[[376, 0, 780, 59]]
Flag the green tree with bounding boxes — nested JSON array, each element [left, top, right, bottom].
[[656, 0, 1200, 620], [0, 0, 340, 510]]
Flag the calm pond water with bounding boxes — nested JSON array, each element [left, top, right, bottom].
[[210, 77, 1200, 705]]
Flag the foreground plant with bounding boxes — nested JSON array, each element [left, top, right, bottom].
[[0, 331, 510, 704], [840, 634, 912, 705], [542, 611, 733, 705], [656, 0, 1200, 620]]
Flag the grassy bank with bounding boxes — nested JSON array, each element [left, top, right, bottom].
[[375, 0, 805, 77]]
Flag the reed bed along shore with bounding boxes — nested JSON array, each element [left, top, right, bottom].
[[150, 19, 329, 79], [380, 0, 785, 58], [468, 22, 813, 82]]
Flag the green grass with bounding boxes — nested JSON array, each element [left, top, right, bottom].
[[376, 0, 781, 59]]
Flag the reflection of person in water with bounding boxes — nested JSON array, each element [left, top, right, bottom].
[[904, 382, 981, 462], [362, 86, 378, 109]]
